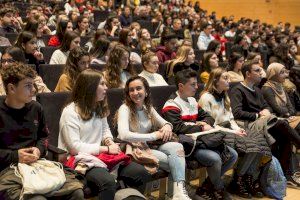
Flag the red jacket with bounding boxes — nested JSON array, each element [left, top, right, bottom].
[[48, 35, 61, 47], [156, 46, 176, 64]]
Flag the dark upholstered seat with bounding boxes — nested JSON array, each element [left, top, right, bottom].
[[38, 64, 64, 91]]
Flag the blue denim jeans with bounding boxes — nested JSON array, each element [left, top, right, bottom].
[[194, 146, 238, 190], [151, 142, 186, 182]]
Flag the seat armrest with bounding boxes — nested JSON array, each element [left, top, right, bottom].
[[48, 144, 67, 154]]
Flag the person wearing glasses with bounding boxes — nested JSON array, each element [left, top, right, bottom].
[[0, 46, 50, 95], [197, 23, 214, 51], [229, 60, 300, 188], [200, 52, 219, 84]]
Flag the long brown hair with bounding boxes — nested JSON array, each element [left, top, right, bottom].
[[104, 45, 135, 88], [64, 47, 90, 89], [202, 68, 231, 111], [72, 69, 109, 120], [118, 76, 157, 131]]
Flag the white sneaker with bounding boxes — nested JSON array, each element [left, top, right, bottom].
[[172, 181, 192, 200]]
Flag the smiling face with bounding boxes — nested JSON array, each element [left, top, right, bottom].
[[128, 79, 146, 108]]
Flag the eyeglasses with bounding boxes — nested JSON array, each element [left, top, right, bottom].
[[1, 58, 15, 64], [252, 68, 262, 73]]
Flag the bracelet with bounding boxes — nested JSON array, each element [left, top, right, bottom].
[[107, 146, 110, 154]]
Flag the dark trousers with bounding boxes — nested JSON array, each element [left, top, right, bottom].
[[269, 119, 300, 174], [85, 162, 151, 200], [25, 189, 84, 200]]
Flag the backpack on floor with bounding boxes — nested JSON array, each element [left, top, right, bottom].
[[260, 156, 287, 200]]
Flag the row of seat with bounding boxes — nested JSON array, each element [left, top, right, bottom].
[[36, 85, 202, 199], [37, 63, 151, 91]]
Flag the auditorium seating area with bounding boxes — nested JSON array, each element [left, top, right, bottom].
[[0, 0, 300, 200]]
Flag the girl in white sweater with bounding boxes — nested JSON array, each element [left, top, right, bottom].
[[139, 51, 168, 87], [117, 76, 191, 200], [58, 69, 151, 200], [199, 68, 268, 198], [50, 31, 80, 64]]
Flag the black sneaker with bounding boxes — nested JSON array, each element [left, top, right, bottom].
[[286, 172, 300, 189]]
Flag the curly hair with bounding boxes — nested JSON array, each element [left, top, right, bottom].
[[1, 62, 36, 93], [120, 76, 157, 131], [64, 47, 90, 88], [104, 45, 135, 88], [71, 69, 109, 120]]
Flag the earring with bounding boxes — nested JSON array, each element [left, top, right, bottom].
[[145, 93, 148, 97]]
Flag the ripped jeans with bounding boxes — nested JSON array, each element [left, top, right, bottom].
[[151, 142, 186, 182]]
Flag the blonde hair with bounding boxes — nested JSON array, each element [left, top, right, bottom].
[[166, 45, 192, 78], [202, 68, 231, 111]]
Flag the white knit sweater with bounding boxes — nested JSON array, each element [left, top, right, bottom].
[[139, 70, 168, 87], [117, 104, 171, 142], [58, 102, 113, 156], [198, 92, 240, 130]]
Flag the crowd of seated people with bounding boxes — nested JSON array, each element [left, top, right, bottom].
[[0, 0, 300, 200]]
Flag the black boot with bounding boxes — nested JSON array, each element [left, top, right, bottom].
[[195, 178, 215, 200], [229, 174, 252, 198], [245, 174, 264, 198], [213, 188, 232, 200]]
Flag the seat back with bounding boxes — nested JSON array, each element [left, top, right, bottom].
[[194, 49, 205, 62], [38, 64, 64, 91], [40, 46, 57, 64], [93, 10, 109, 22], [0, 46, 8, 54], [5, 33, 18, 44], [151, 86, 176, 114], [107, 85, 177, 137], [225, 42, 234, 59], [90, 63, 105, 71], [37, 92, 71, 147], [37, 86, 177, 148], [192, 34, 199, 49]]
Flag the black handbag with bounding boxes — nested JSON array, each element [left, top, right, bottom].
[[179, 132, 225, 154]]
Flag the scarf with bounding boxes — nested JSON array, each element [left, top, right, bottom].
[[264, 81, 287, 107], [265, 63, 287, 107]]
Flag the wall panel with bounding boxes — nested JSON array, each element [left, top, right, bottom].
[[194, 0, 300, 27]]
